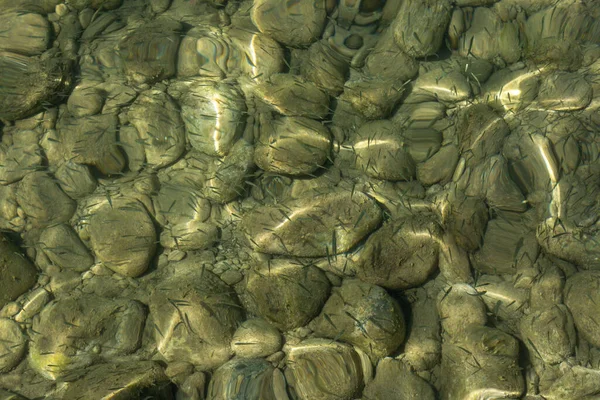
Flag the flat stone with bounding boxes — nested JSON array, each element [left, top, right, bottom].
[[240, 189, 382, 257]]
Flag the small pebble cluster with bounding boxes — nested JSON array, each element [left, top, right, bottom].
[[0, 0, 599, 399]]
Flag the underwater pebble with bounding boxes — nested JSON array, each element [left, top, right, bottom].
[[239, 259, 330, 331], [240, 188, 382, 257]]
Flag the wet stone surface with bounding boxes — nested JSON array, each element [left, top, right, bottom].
[[0, 0, 599, 398]]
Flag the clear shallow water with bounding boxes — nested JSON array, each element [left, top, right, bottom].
[[0, 0, 599, 399]]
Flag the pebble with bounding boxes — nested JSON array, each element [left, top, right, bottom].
[[482, 66, 540, 112], [417, 144, 459, 185], [471, 211, 539, 275], [341, 75, 406, 120], [14, 287, 50, 323], [87, 198, 156, 277], [310, 279, 406, 360], [253, 73, 330, 119], [207, 358, 288, 400], [240, 188, 382, 257], [38, 224, 94, 272], [440, 325, 524, 399], [438, 283, 487, 337], [392, 0, 452, 58], [456, 104, 510, 167], [402, 128, 443, 163], [300, 41, 349, 96], [159, 220, 218, 251], [363, 28, 419, 83], [0, 12, 51, 56], [204, 139, 256, 203], [520, 305, 576, 365], [441, 190, 489, 252], [29, 295, 147, 380], [16, 171, 76, 228], [0, 130, 43, 185], [239, 259, 330, 331], [537, 71, 593, 111], [251, 0, 327, 47], [357, 216, 441, 290], [175, 78, 246, 157], [127, 89, 186, 168], [118, 19, 181, 84], [565, 271, 600, 348], [255, 116, 332, 176], [362, 358, 435, 400], [54, 161, 97, 200], [231, 318, 282, 358], [0, 318, 27, 373], [154, 182, 211, 226], [350, 120, 416, 181], [0, 51, 67, 121], [0, 0, 599, 397], [284, 339, 365, 400], [149, 263, 244, 371], [57, 112, 125, 175], [66, 83, 105, 117], [60, 361, 170, 399], [407, 68, 472, 103]]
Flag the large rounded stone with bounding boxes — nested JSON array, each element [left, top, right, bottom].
[[149, 261, 245, 371], [29, 295, 147, 380], [311, 279, 406, 360], [357, 216, 441, 290], [239, 259, 330, 331], [88, 199, 156, 277]]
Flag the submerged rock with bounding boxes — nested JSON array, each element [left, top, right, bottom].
[[240, 188, 382, 257]]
